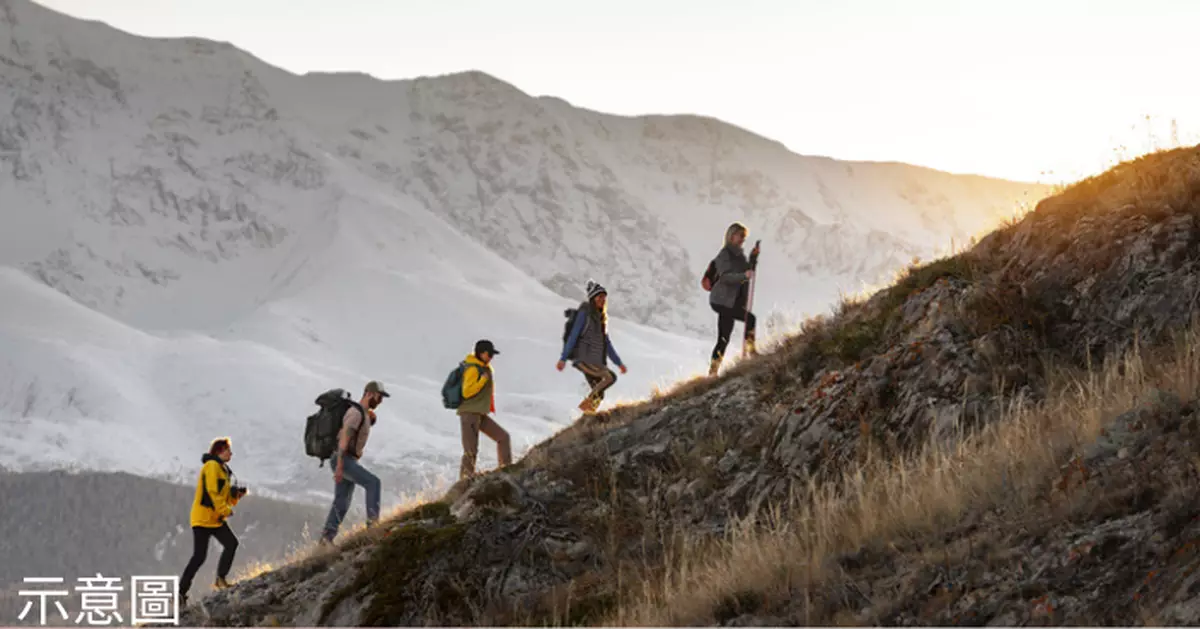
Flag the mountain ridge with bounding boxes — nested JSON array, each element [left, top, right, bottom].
[[5, 0, 1048, 336], [2, 0, 1044, 503]]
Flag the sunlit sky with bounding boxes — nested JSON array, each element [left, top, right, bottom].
[[35, 0, 1200, 183]]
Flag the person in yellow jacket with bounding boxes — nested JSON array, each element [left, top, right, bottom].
[[179, 437, 245, 606], [457, 339, 512, 480]]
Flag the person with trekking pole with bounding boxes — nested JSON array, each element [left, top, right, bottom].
[[705, 222, 760, 376]]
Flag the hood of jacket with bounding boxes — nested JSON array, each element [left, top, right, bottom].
[[465, 353, 491, 369], [201, 453, 233, 476]]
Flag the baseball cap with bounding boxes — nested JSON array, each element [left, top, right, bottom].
[[474, 339, 500, 356], [364, 381, 390, 398]]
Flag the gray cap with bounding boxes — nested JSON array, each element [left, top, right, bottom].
[[364, 381, 390, 397]]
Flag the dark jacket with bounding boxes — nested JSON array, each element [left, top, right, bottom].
[[709, 244, 751, 309]]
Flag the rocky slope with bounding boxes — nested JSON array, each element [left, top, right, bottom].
[[178, 144, 1200, 625]]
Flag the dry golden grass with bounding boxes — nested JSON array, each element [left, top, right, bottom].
[[230, 480, 459, 584], [232, 522, 324, 582], [1045, 145, 1200, 219], [612, 322, 1200, 626]]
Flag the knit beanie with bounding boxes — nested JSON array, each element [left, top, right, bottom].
[[586, 280, 607, 301]]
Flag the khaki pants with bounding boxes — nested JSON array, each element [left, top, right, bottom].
[[459, 413, 512, 480]]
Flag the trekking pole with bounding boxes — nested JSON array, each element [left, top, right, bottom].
[[744, 240, 760, 353]]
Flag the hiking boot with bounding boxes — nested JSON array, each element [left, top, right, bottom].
[[213, 577, 231, 590], [578, 398, 598, 413], [708, 358, 722, 377]]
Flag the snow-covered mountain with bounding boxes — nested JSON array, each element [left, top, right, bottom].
[[0, 0, 1048, 503]]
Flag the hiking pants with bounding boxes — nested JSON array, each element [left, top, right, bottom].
[[179, 523, 238, 595], [575, 362, 617, 405], [321, 453, 381, 541], [711, 304, 757, 361], [459, 413, 512, 480]]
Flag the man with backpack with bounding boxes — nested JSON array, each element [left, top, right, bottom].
[[319, 380, 388, 544], [455, 340, 512, 481], [557, 281, 628, 413]]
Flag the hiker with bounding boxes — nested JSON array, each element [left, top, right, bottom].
[[180, 437, 246, 607], [708, 222, 760, 375], [320, 381, 388, 544], [557, 281, 628, 413], [457, 339, 513, 480]]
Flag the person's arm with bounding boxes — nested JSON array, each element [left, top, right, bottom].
[[229, 473, 242, 506], [606, 336, 624, 369], [559, 312, 587, 362], [462, 364, 490, 399], [204, 462, 233, 519], [339, 409, 361, 456], [336, 408, 361, 481]]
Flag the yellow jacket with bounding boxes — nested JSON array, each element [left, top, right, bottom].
[[459, 354, 495, 414], [190, 454, 241, 528]]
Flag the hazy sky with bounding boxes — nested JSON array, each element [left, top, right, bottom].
[[36, 0, 1200, 183]]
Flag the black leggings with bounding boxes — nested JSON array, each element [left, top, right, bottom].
[[180, 523, 239, 595], [712, 304, 757, 361]]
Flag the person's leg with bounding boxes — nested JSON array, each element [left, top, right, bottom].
[[478, 415, 512, 468], [600, 364, 619, 400], [212, 523, 239, 585], [573, 363, 601, 411], [321, 457, 356, 541], [729, 287, 758, 356], [341, 456, 382, 524], [459, 413, 482, 480], [179, 527, 213, 597], [574, 363, 602, 391], [593, 367, 617, 402], [711, 307, 736, 373], [743, 310, 758, 356], [575, 363, 614, 410]]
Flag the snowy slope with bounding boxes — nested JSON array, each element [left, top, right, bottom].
[[0, 0, 1048, 503], [267, 71, 1048, 333]]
